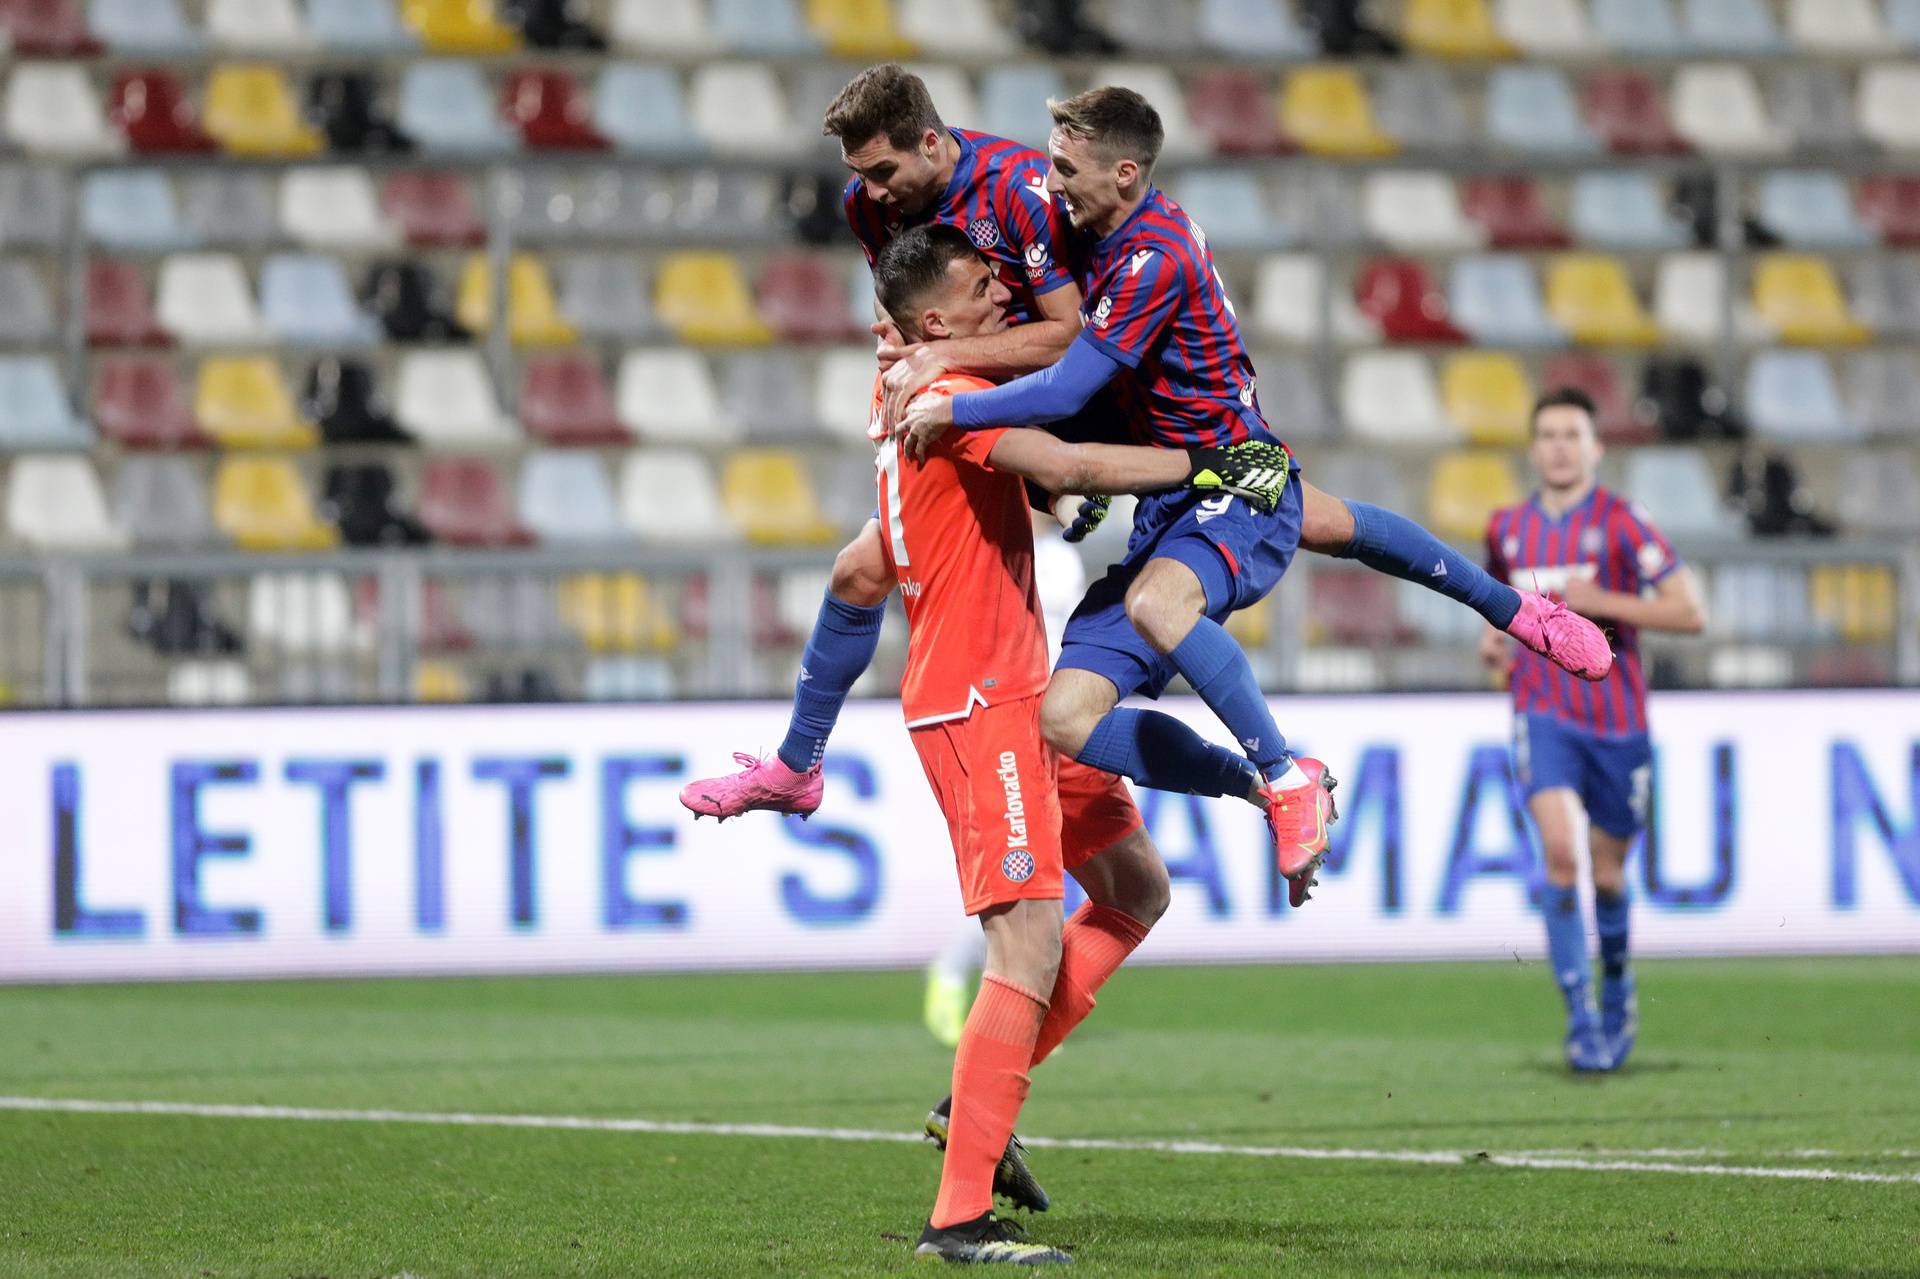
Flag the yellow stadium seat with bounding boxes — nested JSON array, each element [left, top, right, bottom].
[[1224, 598, 1270, 648], [1280, 68, 1398, 158], [1752, 255, 1871, 346], [655, 252, 773, 346], [722, 450, 837, 544], [213, 456, 340, 551], [1427, 450, 1523, 543], [1810, 565, 1895, 643], [1442, 353, 1533, 445], [203, 65, 325, 157], [1547, 254, 1661, 346], [1403, 0, 1514, 58], [557, 573, 679, 653], [456, 255, 579, 347], [195, 357, 318, 449], [413, 661, 469, 703], [808, 0, 917, 55], [400, 0, 520, 52]]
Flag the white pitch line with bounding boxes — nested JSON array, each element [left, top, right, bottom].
[[3, 1097, 1917, 1187]]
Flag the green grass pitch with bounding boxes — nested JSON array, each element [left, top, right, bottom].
[[2, 957, 1916, 1277]]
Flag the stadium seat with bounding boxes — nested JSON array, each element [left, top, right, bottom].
[[1188, 71, 1293, 156], [6, 456, 124, 551], [321, 463, 427, 547], [1174, 171, 1287, 250], [5, 1, 99, 56], [194, 357, 317, 448], [1199, 0, 1314, 56], [1844, 351, 1920, 437], [1403, 0, 1512, 58], [88, 0, 197, 49], [261, 254, 382, 346], [1786, 0, 1887, 52], [398, 62, 519, 153], [1547, 255, 1661, 345], [1672, 65, 1786, 154], [519, 353, 627, 446], [382, 170, 485, 246], [1095, 64, 1205, 161], [1570, 173, 1689, 249], [456, 254, 579, 346], [419, 457, 530, 545], [1494, 0, 1595, 54], [307, 0, 418, 50], [1858, 176, 1920, 246], [202, 64, 325, 156], [411, 661, 468, 702], [0, 166, 67, 250], [156, 254, 260, 345], [1746, 351, 1858, 442], [180, 171, 278, 246], [1363, 172, 1482, 251], [556, 572, 678, 653], [1339, 353, 1454, 443], [84, 168, 196, 252], [720, 351, 818, 440], [1281, 68, 1397, 158], [1653, 252, 1732, 345], [108, 70, 217, 153], [1770, 67, 1864, 152], [206, 0, 310, 49], [811, 349, 880, 442], [1448, 256, 1563, 346], [1639, 355, 1739, 439], [512, 0, 606, 49], [689, 62, 796, 156], [1849, 255, 1920, 336], [620, 448, 731, 543], [898, 0, 1011, 54], [115, 457, 217, 547], [1591, 0, 1689, 50], [616, 349, 731, 444], [395, 350, 515, 443], [213, 456, 339, 550], [722, 449, 837, 543], [248, 572, 367, 654], [279, 168, 396, 250], [1427, 451, 1522, 542], [85, 260, 168, 347], [502, 68, 606, 151], [1460, 176, 1568, 249], [1373, 65, 1472, 154], [1625, 447, 1741, 536], [1104, 0, 1199, 52], [307, 71, 415, 153], [980, 66, 1065, 150], [304, 358, 409, 444], [0, 261, 54, 347], [1751, 255, 1870, 345], [1540, 353, 1646, 441], [1859, 66, 1920, 150], [710, 0, 818, 53], [1355, 258, 1467, 343], [1256, 354, 1335, 441], [1836, 450, 1920, 533], [593, 64, 701, 157], [1809, 564, 1896, 643], [807, 0, 914, 56], [400, 0, 518, 51], [1583, 70, 1689, 155], [756, 255, 856, 343], [1309, 571, 1408, 647], [1441, 353, 1532, 445], [1252, 255, 1351, 346], [610, 0, 710, 50], [655, 253, 772, 345], [1757, 172, 1874, 248], [1683, 0, 1780, 51], [901, 64, 981, 136], [556, 254, 651, 340], [363, 259, 467, 342], [1485, 67, 1600, 155], [1891, 0, 1920, 44], [95, 355, 200, 448], [518, 450, 625, 543]]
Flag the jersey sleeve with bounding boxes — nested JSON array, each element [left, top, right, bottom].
[[1079, 247, 1184, 369], [842, 178, 884, 268], [997, 162, 1076, 298], [1613, 501, 1681, 589], [1484, 509, 1512, 582], [919, 376, 1006, 469]]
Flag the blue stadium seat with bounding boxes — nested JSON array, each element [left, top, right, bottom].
[[89, 0, 203, 50], [980, 66, 1065, 151], [398, 62, 519, 154], [1591, 0, 1689, 51], [518, 451, 626, 543], [595, 65, 703, 158], [0, 357, 94, 448], [307, 0, 418, 50], [1570, 172, 1689, 249], [1623, 448, 1741, 539], [1891, 0, 1920, 45], [1174, 171, 1288, 250], [1682, 0, 1781, 52], [1485, 67, 1601, 155], [261, 254, 382, 346], [1758, 171, 1875, 248], [82, 169, 196, 250], [1449, 256, 1565, 346], [709, 0, 817, 54], [1746, 351, 1859, 442], [1200, 0, 1315, 56], [1374, 65, 1472, 153]]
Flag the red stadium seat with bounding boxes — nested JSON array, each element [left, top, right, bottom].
[[381, 171, 486, 248], [755, 255, 857, 343], [1187, 70, 1292, 156], [85, 260, 169, 347], [418, 457, 534, 546], [94, 355, 206, 449], [1539, 353, 1651, 443], [518, 353, 629, 445], [4, 0, 101, 55], [1354, 258, 1467, 344], [1858, 176, 1920, 247], [501, 69, 608, 151], [1461, 176, 1570, 249], [1583, 70, 1688, 156], [1308, 570, 1409, 646], [108, 70, 219, 154]]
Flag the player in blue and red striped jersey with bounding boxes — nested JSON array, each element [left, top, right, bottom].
[[1480, 388, 1706, 1072]]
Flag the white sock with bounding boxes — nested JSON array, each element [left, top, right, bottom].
[[1266, 759, 1309, 791]]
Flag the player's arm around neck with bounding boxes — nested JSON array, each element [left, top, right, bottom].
[[984, 431, 1184, 498]]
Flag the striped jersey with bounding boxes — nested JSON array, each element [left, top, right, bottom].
[[1070, 187, 1279, 452], [843, 128, 1076, 326], [1485, 486, 1681, 736]]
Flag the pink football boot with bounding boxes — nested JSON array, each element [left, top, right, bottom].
[[1506, 591, 1614, 682], [1263, 758, 1339, 907], [679, 753, 823, 821]]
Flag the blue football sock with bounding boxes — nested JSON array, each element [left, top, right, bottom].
[[1167, 618, 1291, 776], [1337, 500, 1522, 630], [1594, 887, 1631, 980], [1075, 707, 1262, 799], [777, 592, 885, 773], [1542, 884, 1592, 1011]]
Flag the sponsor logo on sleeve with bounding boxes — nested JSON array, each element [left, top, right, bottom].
[[1024, 241, 1050, 280], [1638, 541, 1667, 576], [1091, 295, 1114, 329]]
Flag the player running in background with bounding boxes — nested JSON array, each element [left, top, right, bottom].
[[1480, 389, 1706, 1072]]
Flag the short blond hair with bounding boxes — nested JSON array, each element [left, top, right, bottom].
[[1047, 86, 1163, 174]]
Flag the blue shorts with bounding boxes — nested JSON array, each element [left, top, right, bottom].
[[1513, 713, 1653, 838], [1055, 468, 1304, 701]]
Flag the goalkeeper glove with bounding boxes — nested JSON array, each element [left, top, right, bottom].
[[1062, 495, 1111, 544], [1184, 442, 1293, 514]]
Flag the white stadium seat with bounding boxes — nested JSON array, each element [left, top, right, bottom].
[[278, 167, 397, 249], [620, 448, 733, 544], [1672, 65, 1788, 154], [1340, 352, 1456, 443], [689, 63, 798, 156], [156, 253, 263, 345], [616, 349, 733, 444], [395, 350, 516, 445]]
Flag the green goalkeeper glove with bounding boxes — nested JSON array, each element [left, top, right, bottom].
[[1184, 442, 1293, 514], [1062, 495, 1111, 544]]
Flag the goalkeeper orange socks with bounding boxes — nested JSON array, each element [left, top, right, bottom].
[[930, 973, 1048, 1229], [1030, 903, 1152, 1068]]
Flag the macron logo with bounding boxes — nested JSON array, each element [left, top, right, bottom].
[[1241, 736, 1260, 752], [1023, 175, 1049, 202], [1431, 560, 1448, 578], [1129, 249, 1154, 278]]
